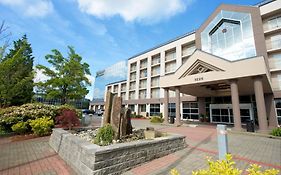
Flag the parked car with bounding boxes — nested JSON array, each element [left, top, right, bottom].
[[82, 109, 95, 115], [97, 109, 104, 116]]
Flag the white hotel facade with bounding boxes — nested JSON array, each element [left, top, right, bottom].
[[91, 0, 281, 132]]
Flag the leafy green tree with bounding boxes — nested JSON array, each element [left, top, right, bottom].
[[36, 46, 91, 104], [0, 35, 34, 107]]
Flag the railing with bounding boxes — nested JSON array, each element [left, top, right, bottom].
[[182, 46, 195, 56], [152, 58, 160, 65], [165, 52, 176, 61], [267, 39, 281, 50]]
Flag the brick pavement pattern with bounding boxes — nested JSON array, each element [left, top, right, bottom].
[[126, 120, 281, 175], [0, 118, 280, 175], [0, 136, 76, 175]]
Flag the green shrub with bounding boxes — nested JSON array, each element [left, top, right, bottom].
[[150, 116, 163, 123], [170, 154, 279, 175], [271, 127, 281, 137], [94, 124, 114, 146], [0, 103, 81, 132], [29, 117, 54, 136], [11, 121, 28, 134]]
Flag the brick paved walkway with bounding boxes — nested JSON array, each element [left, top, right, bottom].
[[0, 119, 280, 175], [125, 120, 281, 175], [0, 136, 76, 175]]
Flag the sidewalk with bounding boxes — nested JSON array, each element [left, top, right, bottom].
[[126, 120, 281, 175], [0, 136, 76, 175]]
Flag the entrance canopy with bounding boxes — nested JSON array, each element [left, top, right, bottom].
[[160, 50, 272, 97]]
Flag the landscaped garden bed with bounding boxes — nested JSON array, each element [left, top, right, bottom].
[[49, 128, 186, 175]]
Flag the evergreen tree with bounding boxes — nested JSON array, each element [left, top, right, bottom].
[[0, 35, 34, 107], [36, 46, 91, 104]]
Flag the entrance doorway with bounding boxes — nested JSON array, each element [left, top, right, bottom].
[[210, 104, 253, 124]]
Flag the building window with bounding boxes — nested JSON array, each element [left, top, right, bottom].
[[150, 104, 160, 116], [165, 48, 176, 61], [129, 91, 135, 100], [139, 90, 147, 99], [139, 79, 147, 89], [140, 69, 147, 78], [201, 10, 256, 61], [139, 104, 146, 113], [165, 61, 176, 73], [140, 59, 147, 69], [130, 72, 136, 81], [151, 77, 160, 87], [152, 54, 160, 65], [168, 103, 176, 118], [129, 82, 136, 90], [121, 92, 126, 100], [269, 34, 281, 50], [151, 66, 160, 76], [268, 16, 281, 30], [130, 62, 137, 72], [182, 102, 199, 120], [128, 105, 135, 112], [275, 100, 281, 125], [182, 43, 196, 57], [151, 88, 160, 98]]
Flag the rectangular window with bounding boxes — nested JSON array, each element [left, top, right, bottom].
[[128, 105, 135, 112], [168, 103, 176, 118], [165, 48, 176, 61], [139, 90, 147, 99], [152, 54, 160, 65], [140, 69, 147, 78], [139, 104, 146, 113], [151, 77, 160, 87], [182, 102, 199, 120], [165, 61, 176, 73], [129, 91, 135, 100], [140, 58, 147, 69], [268, 16, 281, 30], [275, 100, 281, 125], [139, 79, 147, 89], [130, 62, 137, 72], [151, 88, 160, 98], [151, 66, 160, 76], [150, 104, 160, 116], [182, 43, 195, 57]]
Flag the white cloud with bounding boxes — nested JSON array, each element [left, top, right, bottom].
[[34, 68, 49, 83], [0, 0, 54, 17], [76, 0, 192, 23]]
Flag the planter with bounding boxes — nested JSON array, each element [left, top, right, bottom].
[[49, 128, 186, 175]]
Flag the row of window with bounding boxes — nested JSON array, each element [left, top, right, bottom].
[[129, 43, 196, 73], [126, 98, 281, 125]]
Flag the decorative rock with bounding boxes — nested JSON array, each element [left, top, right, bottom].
[[103, 91, 114, 126], [110, 96, 122, 139]]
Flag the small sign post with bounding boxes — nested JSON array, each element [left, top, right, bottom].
[[217, 124, 228, 160]]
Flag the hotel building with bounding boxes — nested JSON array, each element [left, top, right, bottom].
[[91, 0, 281, 132]]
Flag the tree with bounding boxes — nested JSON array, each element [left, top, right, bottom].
[[36, 46, 91, 104], [0, 35, 34, 107]]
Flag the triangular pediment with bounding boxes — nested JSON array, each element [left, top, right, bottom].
[[180, 59, 224, 79]]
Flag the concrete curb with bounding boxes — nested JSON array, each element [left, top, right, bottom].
[[228, 130, 281, 140]]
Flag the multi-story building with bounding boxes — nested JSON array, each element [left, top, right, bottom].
[[94, 0, 281, 132]]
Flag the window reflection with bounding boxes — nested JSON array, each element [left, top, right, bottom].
[[201, 10, 256, 61]]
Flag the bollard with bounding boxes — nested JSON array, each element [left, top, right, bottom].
[[217, 124, 228, 160]]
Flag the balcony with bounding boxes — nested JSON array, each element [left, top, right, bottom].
[[182, 46, 195, 57], [267, 39, 281, 53], [152, 57, 160, 66]]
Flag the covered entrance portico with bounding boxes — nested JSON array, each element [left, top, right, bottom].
[[160, 50, 278, 132]]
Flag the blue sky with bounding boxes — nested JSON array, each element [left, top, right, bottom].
[[0, 0, 261, 99]]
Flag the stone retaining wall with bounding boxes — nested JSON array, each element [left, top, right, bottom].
[[49, 128, 186, 175]]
